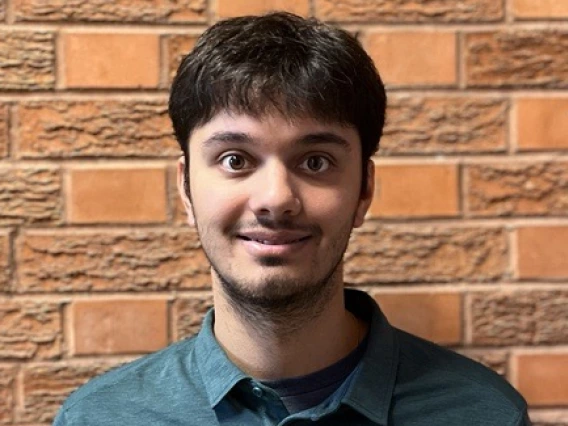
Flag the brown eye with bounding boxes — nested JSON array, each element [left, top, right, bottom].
[[301, 156, 330, 173], [221, 154, 248, 171]]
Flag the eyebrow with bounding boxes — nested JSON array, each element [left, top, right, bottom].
[[202, 131, 352, 152]]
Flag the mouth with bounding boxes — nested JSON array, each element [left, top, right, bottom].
[[237, 235, 311, 245]]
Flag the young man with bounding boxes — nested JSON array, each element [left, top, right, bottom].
[[54, 12, 530, 426]]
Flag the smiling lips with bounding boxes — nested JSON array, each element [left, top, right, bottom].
[[237, 231, 312, 256], [238, 231, 311, 244]]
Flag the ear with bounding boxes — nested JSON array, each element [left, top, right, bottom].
[[353, 160, 375, 228], [177, 156, 195, 226]]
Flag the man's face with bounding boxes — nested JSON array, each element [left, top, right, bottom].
[[179, 111, 374, 310]]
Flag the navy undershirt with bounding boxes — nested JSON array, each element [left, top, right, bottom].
[[261, 321, 369, 414]]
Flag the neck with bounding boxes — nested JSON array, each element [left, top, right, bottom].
[[212, 281, 365, 380]]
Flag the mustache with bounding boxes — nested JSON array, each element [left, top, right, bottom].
[[229, 216, 322, 235]]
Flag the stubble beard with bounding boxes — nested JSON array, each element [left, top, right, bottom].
[[196, 216, 355, 337]]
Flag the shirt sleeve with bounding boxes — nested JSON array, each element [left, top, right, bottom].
[[52, 408, 67, 426]]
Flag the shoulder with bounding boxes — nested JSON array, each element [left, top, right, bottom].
[[55, 336, 207, 424], [393, 329, 528, 425]]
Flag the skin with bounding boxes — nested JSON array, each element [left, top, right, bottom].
[[177, 111, 374, 380]]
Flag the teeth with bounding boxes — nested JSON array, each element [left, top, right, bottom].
[[253, 238, 302, 245], [239, 236, 308, 244]]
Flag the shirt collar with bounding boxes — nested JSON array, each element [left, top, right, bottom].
[[341, 288, 399, 425], [193, 288, 399, 423], [194, 309, 248, 408]]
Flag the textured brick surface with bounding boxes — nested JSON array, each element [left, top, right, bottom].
[[166, 34, 199, 83], [0, 365, 15, 424], [365, 32, 456, 86], [20, 361, 121, 423], [217, 0, 310, 18], [0, 301, 61, 360], [516, 98, 568, 151], [315, 0, 503, 22], [374, 292, 461, 344], [381, 97, 507, 155], [0, 31, 55, 91], [370, 164, 459, 218], [61, 33, 160, 88], [515, 353, 568, 406], [466, 162, 568, 217], [513, 0, 568, 19], [0, 233, 9, 293], [67, 167, 168, 224], [457, 349, 508, 376], [14, 0, 206, 23], [471, 291, 568, 345], [0, 104, 7, 158], [17, 230, 210, 292], [466, 30, 568, 88], [530, 410, 568, 426], [0, 167, 61, 226], [517, 226, 568, 279], [344, 225, 508, 283], [71, 300, 168, 355], [17, 100, 178, 158], [174, 295, 213, 340]]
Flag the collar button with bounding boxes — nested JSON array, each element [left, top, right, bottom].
[[252, 386, 263, 397]]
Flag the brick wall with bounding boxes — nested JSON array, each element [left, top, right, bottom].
[[0, 0, 566, 424]]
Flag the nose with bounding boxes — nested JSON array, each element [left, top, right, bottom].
[[248, 160, 301, 219]]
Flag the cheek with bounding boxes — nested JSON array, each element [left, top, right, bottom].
[[192, 185, 247, 227], [302, 186, 356, 222]]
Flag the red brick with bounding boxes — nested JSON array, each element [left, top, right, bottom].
[[217, 0, 310, 18], [0, 104, 7, 158], [16, 100, 178, 158], [513, 0, 568, 19], [0, 232, 9, 293], [0, 31, 55, 90], [345, 225, 508, 283], [516, 98, 568, 151], [166, 34, 199, 84], [466, 30, 568, 88], [0, 365, 16, 424], [67, 166, 168, 224], [374, 292, 461, 344], [381, 97, 507, 155], [61, 33, 160, 89], [71, 299, 168, 355], [174, 294, 213, 340], [517, 226, 568, 279], [20, 361, 122, 423], [0, 300, 61, 360], [466, 162, 568, 217], [515, 353, 568, 406], [471, 290, 568, 345], [315, 0, 503, 22], [14, 0, 207, 23], [0, 166, 62, 226], [17, 229, 210, 292], [364, 31, 456, 86], [370, 164, 459, 218]]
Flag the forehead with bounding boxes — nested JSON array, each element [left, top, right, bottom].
[[189, 111, 361, 153]]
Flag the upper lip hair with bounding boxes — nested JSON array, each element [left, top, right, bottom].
[[238, 230, 311, 244]]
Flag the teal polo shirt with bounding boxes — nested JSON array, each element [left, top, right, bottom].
[[54, 289, 530, 425]]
